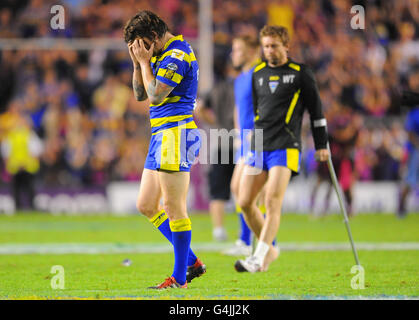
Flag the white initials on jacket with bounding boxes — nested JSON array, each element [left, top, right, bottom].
[[283, 74, 295, 83]]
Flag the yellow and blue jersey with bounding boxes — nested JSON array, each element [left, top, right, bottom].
[[149, 35, 199, 135], [144, 35, 201, 172]]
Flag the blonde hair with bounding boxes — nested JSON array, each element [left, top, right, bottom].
[[259, 25, 290, 47]]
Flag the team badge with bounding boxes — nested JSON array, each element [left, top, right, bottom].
[[269, 81, 279, 93], [164, 62, 178, 80], [167, 62, 178, 71]]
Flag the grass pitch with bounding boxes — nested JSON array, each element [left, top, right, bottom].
[[0, 212, 418, 299]]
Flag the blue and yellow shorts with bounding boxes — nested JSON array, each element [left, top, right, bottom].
[[144, 122, 201, 172], [245, 148, 301, 174]]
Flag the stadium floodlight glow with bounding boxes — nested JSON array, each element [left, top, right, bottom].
[[326, 142, 361, 266]]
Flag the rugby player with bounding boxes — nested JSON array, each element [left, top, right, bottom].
[[225, 35, 261, 256], [235, 25, 329, 272], [124, 10, 205, 289]]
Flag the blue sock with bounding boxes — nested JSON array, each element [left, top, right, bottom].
[[238, 212, 252, 246], [170, 218, 192, 286], [149, 210, 197, 266]]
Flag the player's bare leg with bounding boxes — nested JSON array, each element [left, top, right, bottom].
[[231, 162, 268, 256], [223, 159, 253, 255], [256, 184, 266, 209], [236, 165, 283, 272], [158, 171, 189, 220], [258, 166, 291, 271], [157, 170, 196, 286], [136, 168, 162, 218], [138, 169, 204, 286], [235, 165, 290, 273], [256, 184, 268, 225], [237, 165, 268, 238], [230, 158, 245, 201], [255, 184, 268, 248]]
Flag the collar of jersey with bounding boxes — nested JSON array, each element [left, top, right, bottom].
[[162, 34, 184, 52], [267, 58, 293, 69], [151, 35, 184, 62]]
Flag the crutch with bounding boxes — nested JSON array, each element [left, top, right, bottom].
[[325, 143, 361, 266]]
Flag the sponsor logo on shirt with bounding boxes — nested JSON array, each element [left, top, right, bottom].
[[171, 49, 185, 61]]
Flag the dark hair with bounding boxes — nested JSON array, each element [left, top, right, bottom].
[[259, 25, 290, 47], [123, 10, 169, 43]]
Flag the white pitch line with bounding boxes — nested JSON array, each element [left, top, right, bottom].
[[0, 242, 419, 255]]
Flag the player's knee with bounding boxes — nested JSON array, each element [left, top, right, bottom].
[[162, 198, 185, 219], [265, 195, 283, 213], [237, 196, 252, 213], [136, 199, 156, 218]]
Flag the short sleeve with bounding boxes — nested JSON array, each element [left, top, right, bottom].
[[155, 49, 190, 87]]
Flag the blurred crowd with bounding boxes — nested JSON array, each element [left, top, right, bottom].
[[0, 0, 418, 188]]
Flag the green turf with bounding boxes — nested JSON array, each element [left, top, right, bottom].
[[0, 212, 418, 243], [0, 251, 418, 299], [0, 212, 418, 299]]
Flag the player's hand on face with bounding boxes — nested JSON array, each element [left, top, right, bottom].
[[132, 39, 154, 65], [128, 42, 140, 67], [315, 149, 329, 162]]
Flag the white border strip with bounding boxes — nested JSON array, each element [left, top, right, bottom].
[[0, 242, 418, 255]]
